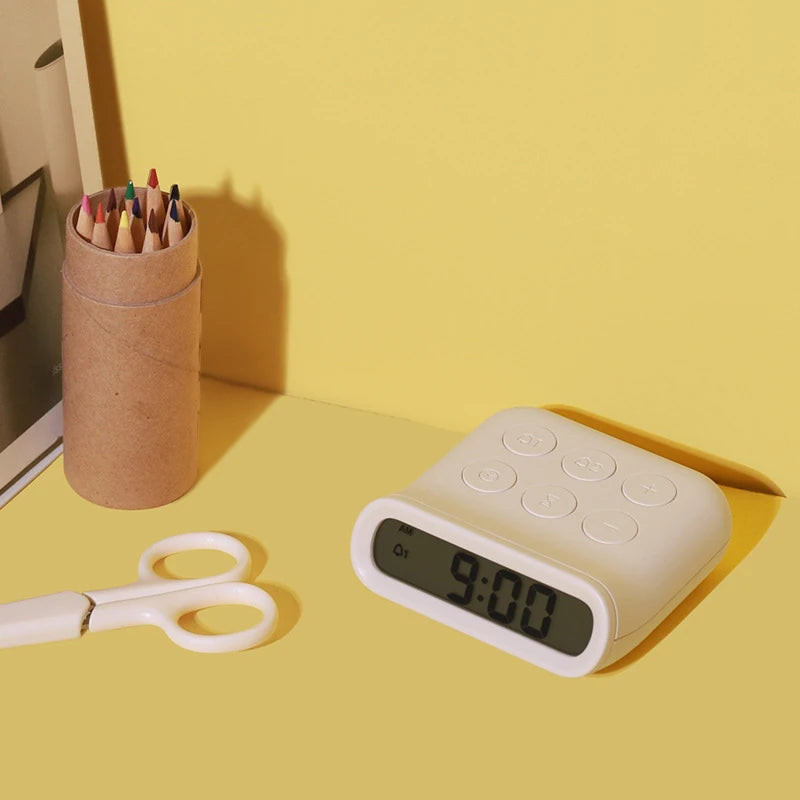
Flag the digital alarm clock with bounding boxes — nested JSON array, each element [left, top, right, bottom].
[[350, 408, 732, 677]]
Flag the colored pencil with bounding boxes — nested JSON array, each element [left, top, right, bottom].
[[124, 179, 136, 220], [90, 202, 112, 250], [105, 186, 120, 244], [76, 194, 94, 241], [162, 197, 171, 246], [141, 208, 162, 253], [145, 167, 165, 234], [114, 210, 136, 253], [129, 195, 145, 253], [162, 183, 187, 242], [165, 199, 185, 247], [171, 184, 188, 233]]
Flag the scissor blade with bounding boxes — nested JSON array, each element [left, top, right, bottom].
[[0, 591, 92, 648]]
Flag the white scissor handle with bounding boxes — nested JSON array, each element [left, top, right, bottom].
[[88, 532, 254, 606], [88, 581, 278, 653], [137, 531, 252, 589], [85, 532, 278, 653]]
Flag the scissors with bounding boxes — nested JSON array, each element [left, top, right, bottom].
[[0, 532, 277, 653]]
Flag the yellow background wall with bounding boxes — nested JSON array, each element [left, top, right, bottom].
[[88, 1, 798, 493]]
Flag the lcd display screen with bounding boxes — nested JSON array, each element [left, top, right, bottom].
[[373, 519, 594, 656]]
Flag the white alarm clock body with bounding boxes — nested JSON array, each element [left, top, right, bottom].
[[351, 408, 732, 677]]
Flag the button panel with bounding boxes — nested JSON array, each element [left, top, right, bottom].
[[459, 418, 684, 546]]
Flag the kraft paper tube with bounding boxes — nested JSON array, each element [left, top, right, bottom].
[[34, 41, 83, 229], [62, 189, 201, 509]]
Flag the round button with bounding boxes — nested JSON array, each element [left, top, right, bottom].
[[622, 474, 677, 507], [522, 485, 577, 519], [582, 511, 638, 544], [562, 449, 616, 482], [502, 424, 557, 457], [462, 460, 517, 493]]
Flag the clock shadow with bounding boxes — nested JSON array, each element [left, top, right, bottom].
[[544, 406, 784, 676]]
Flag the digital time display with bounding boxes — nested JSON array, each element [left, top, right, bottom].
[[373, 519, 593, 656]]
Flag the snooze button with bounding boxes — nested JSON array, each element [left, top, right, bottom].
[[462, 460, 517, 493]]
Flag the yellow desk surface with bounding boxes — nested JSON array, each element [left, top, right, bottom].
[[1, 378, 795, 798]]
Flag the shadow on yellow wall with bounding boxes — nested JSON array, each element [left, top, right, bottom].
[[187, 182, 287, 393], [189, 183, 288, 476]]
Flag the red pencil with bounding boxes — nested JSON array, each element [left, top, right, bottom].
[[90, 202, 112, 250], [145, 168, 165, 234]]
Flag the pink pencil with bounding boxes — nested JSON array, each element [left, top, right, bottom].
[[76, 194, 94, 241]]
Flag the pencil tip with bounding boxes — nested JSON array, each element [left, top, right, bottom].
[[95, 202, 105, 223], [81, 194, 91, 215], [125, 180, 135, 200], [106, 187, 117, 211], [148, 208, 158, 233], [148, 168, 159, 189], [119, 209, 130, 230], [131, 195, 141, 218], [169, 199, 180, 222], [170, 183, 180, 201]]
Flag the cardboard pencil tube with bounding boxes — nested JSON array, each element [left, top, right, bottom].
[[62, 189, 201, 509]]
